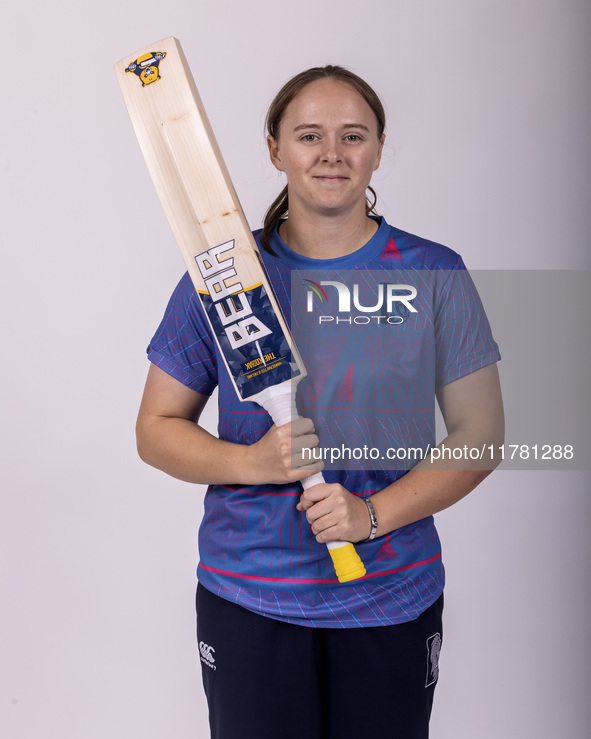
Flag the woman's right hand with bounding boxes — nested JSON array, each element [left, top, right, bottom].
[[246, 416, 324, 485]]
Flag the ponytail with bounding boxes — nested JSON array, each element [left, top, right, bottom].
[[261, 186, 288, 255]]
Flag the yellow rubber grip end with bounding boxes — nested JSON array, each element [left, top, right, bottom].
[[328, 543, 366, 583]]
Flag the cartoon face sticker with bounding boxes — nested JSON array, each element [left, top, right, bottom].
[[125, 51, 167, 86]]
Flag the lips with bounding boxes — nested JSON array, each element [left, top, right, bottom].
[[313, 174, 349, 181]]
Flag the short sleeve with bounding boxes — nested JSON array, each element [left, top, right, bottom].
[[434, 257, 501, 388], [147, 272, 219, 395]]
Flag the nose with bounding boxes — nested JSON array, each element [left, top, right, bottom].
[[321, 136, 342, 163]]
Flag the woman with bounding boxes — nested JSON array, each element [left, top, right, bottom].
[[136, 65, 504, 738]]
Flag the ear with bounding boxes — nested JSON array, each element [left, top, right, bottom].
[[267, 134, 285, 172], [373, 133, 386, 172]]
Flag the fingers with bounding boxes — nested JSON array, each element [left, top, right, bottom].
[[296, 482, 327, 511], [281, 417, 323, 473], [290, 416, 316, 437], [296, 484, 369, 543], [290, 432, 321, 469], [247, 417, 323, 485]]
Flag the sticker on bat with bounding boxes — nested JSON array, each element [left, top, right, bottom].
[[195, 240, 301, 399], [125, 51, 167, 86], [195, 241, 273, 350]]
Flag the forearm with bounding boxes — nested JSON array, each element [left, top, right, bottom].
[[136, 415, 254, 485], [370, 467, 490, 537], [369, 425, 502, 536], [137, 363, 325, 486]]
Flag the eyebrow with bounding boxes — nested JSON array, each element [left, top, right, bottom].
[[291, 123, 371, 133]]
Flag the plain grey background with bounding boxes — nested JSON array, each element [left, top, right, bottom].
[[2, 1, 590, 737]]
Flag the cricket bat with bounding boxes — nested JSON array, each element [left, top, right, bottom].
[[115, 37, 366, 583]]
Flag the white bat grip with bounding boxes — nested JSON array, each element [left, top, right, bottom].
[[301, 471, 325, 489], [253, 384, 366, 582], [254, 383, 298, 428]]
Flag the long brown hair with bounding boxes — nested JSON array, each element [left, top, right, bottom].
[[261, 65, 386, 254]]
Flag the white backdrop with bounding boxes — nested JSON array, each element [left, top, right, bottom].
[[2, 1, 590, 737]]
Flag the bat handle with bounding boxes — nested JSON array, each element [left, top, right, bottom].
[[299, 473, 366, 581], [253, 384, 366, 583]]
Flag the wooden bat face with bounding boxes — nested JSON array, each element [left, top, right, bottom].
[[115, 37, 305, 401]]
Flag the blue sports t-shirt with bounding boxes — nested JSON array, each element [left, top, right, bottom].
[[147, 217, 500, 628]]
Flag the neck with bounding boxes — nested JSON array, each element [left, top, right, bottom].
[[279, 205, 378, 259]]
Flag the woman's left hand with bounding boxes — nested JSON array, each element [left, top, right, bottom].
[[296, 484, 371, 544]]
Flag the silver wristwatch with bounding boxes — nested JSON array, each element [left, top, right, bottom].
[[364, 497, 378, 540]]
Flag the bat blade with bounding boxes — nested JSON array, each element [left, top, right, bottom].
[[115, 37, 365, 582], [115, 37, 302, 401]]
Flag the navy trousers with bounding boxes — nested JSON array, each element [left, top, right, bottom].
[[196, 583, 443, 739]]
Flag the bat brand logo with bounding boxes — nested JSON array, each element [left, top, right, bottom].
[[304, 279, 418, 325], [195, 240, 273, 350], [125, 50, 167, 86]]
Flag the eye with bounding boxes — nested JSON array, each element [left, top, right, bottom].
[[301, 133, 319, 142], [344, 134, 362, 142]]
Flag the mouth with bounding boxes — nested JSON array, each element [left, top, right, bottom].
[[313, 175, 349, 182]]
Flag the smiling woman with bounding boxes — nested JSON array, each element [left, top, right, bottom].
[[266, 78, 385, 257], [136, 63, 504, 739], [262, 65, 386, 258]]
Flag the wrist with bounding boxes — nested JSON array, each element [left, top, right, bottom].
[[240, 440, 266, 485]]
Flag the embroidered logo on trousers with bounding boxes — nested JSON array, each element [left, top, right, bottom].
[[425, 632, 442, 687], [199, 641, 217, 670]]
